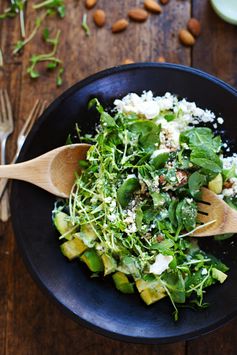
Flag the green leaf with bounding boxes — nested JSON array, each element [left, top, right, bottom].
[[180, 127, 222, 153], [88, 98, 104, 113], [168, 200, 178, 227], [43, 27, 50, 41], [190, 149, 222, 173], [135, 206, 143, 230], [188, 171, 207, 198], [162, 270, 186, 303], [164, 113, 175, 122], [117, 177, 140, 208], [150, 152, 169, 169], [176, 199, 197, 231], [47, 61, 58, 69], [223, 164, 236, 181], [151, 239, 174, 253]]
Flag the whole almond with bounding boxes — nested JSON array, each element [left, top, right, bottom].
[[93, 9, 106, 27], [85, 0, 97, 9], [156, 56, 166, 63], [112, 19, 129, 33], [187, 18, 201, 37], [128, 8, 149, 22], [179, 29, 195, 46], [123, 59, 135, 64], [144, 0, 162, 13], [160, 0, 169, 4]]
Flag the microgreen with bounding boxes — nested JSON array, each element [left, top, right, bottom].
[[27, 29, 64, 85], [0, 0, 27, 38], [33, 0, 65, 18], [81, 13, 90, 36]]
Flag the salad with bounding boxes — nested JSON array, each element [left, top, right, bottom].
[[53, 91, 237, 320]]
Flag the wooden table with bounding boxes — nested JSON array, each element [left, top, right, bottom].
[[0, 0, 237, 354]]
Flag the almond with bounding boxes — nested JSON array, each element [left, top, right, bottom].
[[160, 0, 169, 4], [156, 56, 166, 63], [93, 9, 106, 27], [187, 18, 201, 37], [122, 59, 135, 64], [179, 29, 195, 46], [85, 0, 97, 9], [144, 0, 162, 13], [112, 19, 129, 33], [128, 8, 149, 22]]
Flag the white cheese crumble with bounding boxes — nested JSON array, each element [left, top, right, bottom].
[[114, 91, 220, 152], [149, 254, 173, 275]]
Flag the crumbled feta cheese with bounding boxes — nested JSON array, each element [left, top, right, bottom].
[[149, 254, 173, 275], [217, 117, 224, 124], [201, 268, 208, 276]]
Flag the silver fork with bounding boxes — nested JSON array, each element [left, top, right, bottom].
[[0, 99, 47, 220], [0, 90, 14, 222]]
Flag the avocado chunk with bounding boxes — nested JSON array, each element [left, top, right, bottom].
[[112, 271, 134, 294], [212, 267, 227, 283], [61, 236, 87, 261], [101, 254, 117, 276], [208, 173, 223, 194], [80, 223, 97, 247], [81, 249, 104, 272], [53, 211, 74, 240], [136, 277, 166, 305]]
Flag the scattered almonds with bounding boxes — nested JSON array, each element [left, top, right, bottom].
[[160, 0, 169, 4], [156, 56, 166, 62], [85, 0, 97, 10], [128, 8, 149, 22], [122, 59, 135, 64], [112, 19, 129, 33], [93, 9, 106, 27], [187, 18, 201, 37], [144, 0, 162, 13], [179, 29, 195, 46]]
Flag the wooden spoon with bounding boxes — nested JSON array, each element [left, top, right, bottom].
[[0, 144, 91, 198], [193, 187, 237, 237]]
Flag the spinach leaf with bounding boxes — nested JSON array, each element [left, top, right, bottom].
[[162, 271, 186, 303], [176, 198, 197, 231], [188, 171, 207, 198], [180, 127, 222, 153], [117, 177, 140, 208], [150, 152, 169, 169], [190, 148, 222, 173]]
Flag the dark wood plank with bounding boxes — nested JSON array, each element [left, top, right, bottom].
[[192, 0, 237, 87]]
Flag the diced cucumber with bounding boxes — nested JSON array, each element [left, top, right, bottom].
[[212, 267, 227, 283], [54, 211, 74, 240], [112, 271, 134, 294], [80, 249, 104, 272], [101, 254, 117, 276], [208, 173, 223, 194], [61, 236, 87, 261], [80, 223, 97, 247]]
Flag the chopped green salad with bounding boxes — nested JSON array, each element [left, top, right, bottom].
[[53, 91, 237, 320]]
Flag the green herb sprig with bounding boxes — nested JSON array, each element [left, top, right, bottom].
[[27, 29, 64, 85], [0, 0, 27, 38]]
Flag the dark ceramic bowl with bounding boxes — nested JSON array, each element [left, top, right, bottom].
[[11, 63, 237, 344]]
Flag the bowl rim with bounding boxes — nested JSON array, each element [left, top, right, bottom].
[[11, 63, 237, 344]]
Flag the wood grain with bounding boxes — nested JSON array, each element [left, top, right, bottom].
[[0, 0, 237, 354]]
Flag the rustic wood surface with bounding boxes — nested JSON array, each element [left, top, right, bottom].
[[0, 0, 237, 354]]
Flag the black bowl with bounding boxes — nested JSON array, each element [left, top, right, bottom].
[[11, 63, 237, 344]]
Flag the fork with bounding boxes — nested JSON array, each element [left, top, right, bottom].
[[0, 99, 47, 221], [192, 187, 237, 237], [0, 90, 14, 222]]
